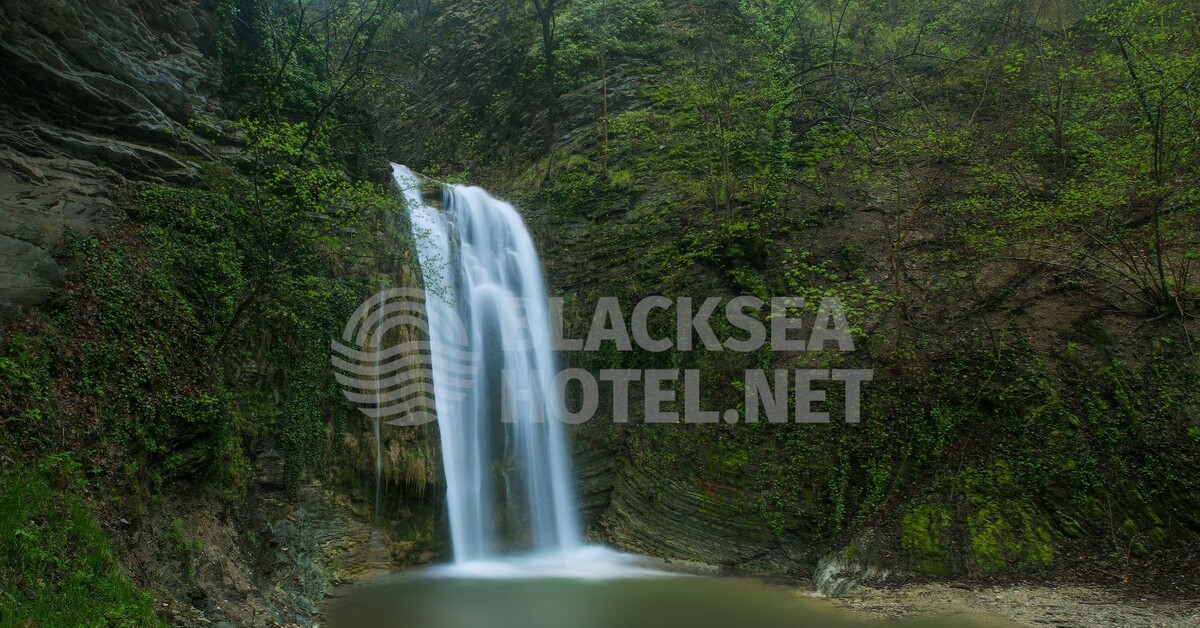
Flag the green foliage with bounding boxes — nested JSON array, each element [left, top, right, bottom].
[[166, 518, 203, 583], [2, 113, 401, 495], [1, 0, 1196, 591], [962, 462, 1054, 573], [20, 229, 226, 490], [900, 504, 953, 575], [0, 334, 52, 433], [0, 463, 163, 627], [2, 0, 428, 615], [114, 116, 402, 488], [357, 0, 1200, 576], [951, 0, 1200, 315], [554, 0, 665, 91]]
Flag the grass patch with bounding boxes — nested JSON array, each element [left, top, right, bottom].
[[0, 461, 164, 627]]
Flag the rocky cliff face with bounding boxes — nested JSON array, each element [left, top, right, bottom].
[[0, 3, 447, 623], [0, 0, 219, 310]]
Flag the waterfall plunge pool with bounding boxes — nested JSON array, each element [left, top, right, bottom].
[[324, 563, 888, 628], [367, 169, 973, 628]]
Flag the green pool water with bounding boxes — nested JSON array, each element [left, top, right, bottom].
[[325, 572, 969, 628]]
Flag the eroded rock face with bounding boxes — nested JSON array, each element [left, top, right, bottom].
[[0, 0, 214, 142], [0, 154, 115, 308], [573, 437, 619, 531], [0, 0, 218, 309], [596, 462, 817, 575]]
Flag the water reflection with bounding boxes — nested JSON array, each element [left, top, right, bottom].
[[326, 573, 978, 628]]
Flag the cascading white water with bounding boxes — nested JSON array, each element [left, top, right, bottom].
[[392, 164, 582, 564]]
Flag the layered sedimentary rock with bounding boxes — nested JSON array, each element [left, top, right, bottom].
[[597, 461, 817, 575], [0, 0, 218, 309]]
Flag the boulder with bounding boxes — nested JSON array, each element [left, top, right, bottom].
[[812, 528, 895, 597]]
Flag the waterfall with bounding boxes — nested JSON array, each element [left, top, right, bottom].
[[392, 164, 582, 563]]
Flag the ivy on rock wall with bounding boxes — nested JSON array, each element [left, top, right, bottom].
[[375, 0, 1199, 578], [0, 0, 434, 621], [2, 125, 401, 492]]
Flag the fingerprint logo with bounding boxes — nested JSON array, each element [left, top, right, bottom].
[[330, 288, 475, 426]]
